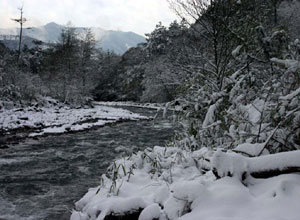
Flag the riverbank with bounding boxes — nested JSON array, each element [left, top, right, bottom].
[[71, 146, 300, 220], [0, 104, 149, 147], [94, 101, 164, 110]]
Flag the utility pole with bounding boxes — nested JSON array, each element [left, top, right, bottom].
[[11, 6, 27, 61]]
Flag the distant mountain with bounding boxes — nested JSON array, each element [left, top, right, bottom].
[[0, 22, 146, 54]]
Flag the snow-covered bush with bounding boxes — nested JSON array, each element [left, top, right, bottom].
[[168, 13, 300, 154]]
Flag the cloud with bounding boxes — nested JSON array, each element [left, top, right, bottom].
[[0, 0, 178, 35]]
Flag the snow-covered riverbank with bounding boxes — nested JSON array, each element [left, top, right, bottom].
[[0, 104, 149, 143], [94, 101, 164, 110], [71, 146, 300, 220]]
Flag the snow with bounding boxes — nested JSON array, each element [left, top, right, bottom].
[[212, 150, 300, 179], [234, 98, 264, 125], [138, 203, 161, 220], [180, 175, 300, 220], [212, 150, 248, 179], [94, 101, 181, 113], [248, 100, 265, 124], [94, 101, 163, 110], [70, 212, 89, 220], [280, 87, 300, 100], [248, 150, 300, 173], [0, 104, 148, 137], [271, 58, 300, 72], [95, 197, 147, 219], [233, 142, 266, 157], [70, 145, 300, 220], [229, 74, 247, 101], [202, 99, 222, 128], [232, 45, 243, 57]]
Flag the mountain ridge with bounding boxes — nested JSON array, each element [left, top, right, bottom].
[[0, 22, 146, 54]]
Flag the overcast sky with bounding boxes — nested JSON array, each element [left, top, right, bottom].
[[0, 0, 178, 36]]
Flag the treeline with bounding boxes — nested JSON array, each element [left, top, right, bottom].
[[0, 23, 120, 106], [93, 20, 193, 102]]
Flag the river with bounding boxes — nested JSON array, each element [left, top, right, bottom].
[[0, 106, 177, 220]]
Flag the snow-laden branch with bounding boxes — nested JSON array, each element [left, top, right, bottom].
[[212, 150, 300, 180]]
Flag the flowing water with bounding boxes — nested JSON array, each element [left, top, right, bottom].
[[0, 106, 177, 220]]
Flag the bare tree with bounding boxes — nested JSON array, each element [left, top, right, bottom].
[[168, 0, 237, 91], [11, 5, 27, 60], [78, 28, 96, 93]]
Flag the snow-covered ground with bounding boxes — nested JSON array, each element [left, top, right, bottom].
[[71, 146, 300, 220], [94, 101, 164, 110], [0, 105, 149, 137], [94, 101, 185, 117]]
